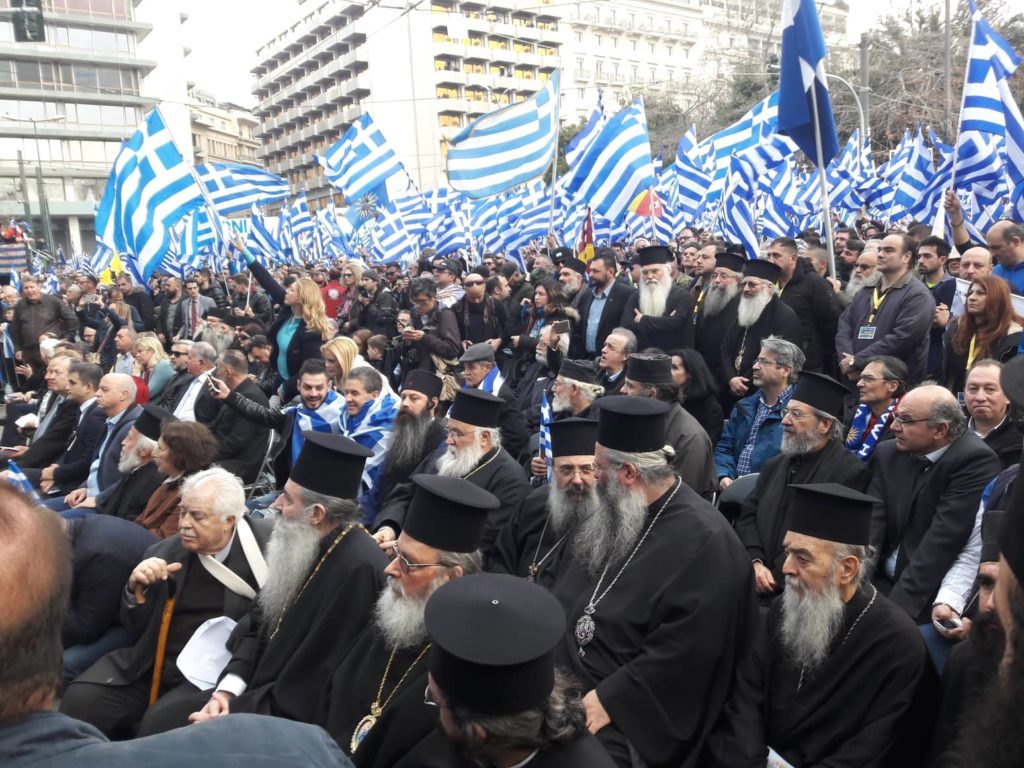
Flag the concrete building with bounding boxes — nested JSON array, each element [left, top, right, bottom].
[[252, 0, 562, 205], [0, 0, 155, 255], [188, 86, 261, 167]]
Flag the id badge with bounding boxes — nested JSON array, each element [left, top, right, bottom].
[[957, 391, 966, 406], [857, 325, 876, 340]]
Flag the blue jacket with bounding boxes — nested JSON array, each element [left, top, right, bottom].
[[714, 389, 791, 480]]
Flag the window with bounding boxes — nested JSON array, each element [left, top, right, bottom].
[[0, 61, 15, 88], [15, 60, 41, 87]]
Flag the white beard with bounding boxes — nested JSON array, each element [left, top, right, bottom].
[[572, 471, 649, 578], [779, 573, 846, 675], [256, 512, 323, 638], [435, 439, 486, 478], [118, 447, 145, 474], [844, 271, 880, 298], [703, 282, 738, 316], [552, 390, 572, 413], [780, 430, 825, 457], [200, 327, 234, 354], [737, 292, 773, 328], [373, 575, 441, 648], [639, 274, 672, 317]]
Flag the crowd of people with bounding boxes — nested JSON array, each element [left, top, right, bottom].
[[3, 208, 1024, 768]]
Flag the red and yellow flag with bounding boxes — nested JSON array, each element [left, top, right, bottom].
[[576, 207, 595, 263]]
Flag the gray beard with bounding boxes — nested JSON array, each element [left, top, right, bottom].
[[781, 431, 825, 457], [737, 292, 772, 328], [388, 411, 433, 476], [373, 576, 439, 649], [552, 391, 572, 413], [200, 327, 234, 354], [547, 481, 601, 536], [436, 440, 485, 478], [257, 513, 323, 638], [573, 472, 649, 578], [779, 573, 846, 674], [639, 275, 672, 317], [703, 283, 738, 316], [118, 447, 146, 474], [844, 272, 880, 298]]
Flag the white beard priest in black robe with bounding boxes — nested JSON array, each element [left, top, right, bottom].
[[546, 395, 758, 768], [705, 483, 935, 768]]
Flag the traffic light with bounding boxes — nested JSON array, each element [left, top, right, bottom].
[[11, 0, 45, 44]]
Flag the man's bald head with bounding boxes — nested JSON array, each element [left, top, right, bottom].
[[959, 247, 992, 281], [0, 488, 70, 722], [96, 373, 137, 415], [893, 385, 966, 455]]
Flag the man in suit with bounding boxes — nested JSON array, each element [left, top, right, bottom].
[[176, 277, 217, 341], [153, 340, 194, 412], [16, 361, 106, 495], [3, 353, 79, 470], [869, 385, 1002, 623], [61, 468, 272, 738], [573, 249, 637, 360], [209, 350, 271, 484], [0, 483, 352, 768], [172, 341, 221, 424], [627, 245, 694, 351]]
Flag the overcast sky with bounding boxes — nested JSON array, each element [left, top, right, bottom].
[[177, 0, 909, 108]]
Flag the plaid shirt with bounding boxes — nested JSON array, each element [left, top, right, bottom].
[[736, 385, 793, 476]]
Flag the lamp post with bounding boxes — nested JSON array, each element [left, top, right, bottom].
[[1, 113, 66, 251]]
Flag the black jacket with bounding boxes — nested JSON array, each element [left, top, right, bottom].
[[627, 284, 694, 351], [97, 460, 166, 522], [396, 304, 462, 376], [22, 400, 106, 492], [350, 287, 399, 337], [777, 263, 840, 372], [17, 396, 79, 469], [721, 297, 803, 390], [154, 370, 193, 412], [573, 280, 638, 357], [222, 389, 297, 490], [156, 296, 183, 343], [211, 378, 272, 484], [124, 288, 155, 332], [229, 290, 273, 328]]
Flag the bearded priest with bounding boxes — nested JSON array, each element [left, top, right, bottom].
[[626, 245, 694, 351]]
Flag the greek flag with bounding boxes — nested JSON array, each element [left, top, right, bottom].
[[893, 128, 934, 217], [288, 193, 315, 238], [42, 274, 60, 295], [539, 391, 553, 484], [317, 113, 406, 202], [961, 0, 1021, 135], [446, 72, 559, 199], [561, 99, 656, 226], [6, 460, 40, 502], [195, 163, 290, 215], [674, 127, 711, 221], [427, 213, 469, 256], [778, 0, 839, 165], [565, 104, 605, 169], [369, 204, 417, 266], [93, 109, 204, 281], [8, 269, 20, 293], [246, 205, 282, 264]]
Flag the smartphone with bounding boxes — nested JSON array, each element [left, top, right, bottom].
[[551, 319, 570, 335], [934, 617, 962, 631]]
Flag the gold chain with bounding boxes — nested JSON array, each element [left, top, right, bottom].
[[462, 445, 502, 479], [269, 523, 362, 641], [371, 643, 431, 715]]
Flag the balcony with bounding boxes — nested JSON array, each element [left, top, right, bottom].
[[574, 68, 591, 81]]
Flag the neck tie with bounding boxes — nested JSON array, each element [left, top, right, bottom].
[[190, 299, 198, 335]]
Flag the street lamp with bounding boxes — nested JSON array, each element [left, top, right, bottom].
[[766, 64, 868, 143], [0, 113, 65, 251]]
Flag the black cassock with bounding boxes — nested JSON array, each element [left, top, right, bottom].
[[721, 296, 803, 386], [223, 524, 388, 724], [391, 728, 617, 768], [547, 480, 757, 768], [705, 586, 936, 768], [325, 629, 435, 766], [489, 485, 566, 587], [734, 440, 870, 596]]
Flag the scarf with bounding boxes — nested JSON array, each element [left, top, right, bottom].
[[845, 399, 899, 461], [340, 392, 398, 495], [470, 365, 505, 396], [290, 389, 345, 464]]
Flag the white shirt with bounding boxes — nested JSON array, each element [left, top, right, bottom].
[[173, 370, 212, 422], [884, 444, 953, 579], [935, 502, 984, 615]]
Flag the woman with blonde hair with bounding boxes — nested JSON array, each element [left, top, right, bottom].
[[133, 335, 174, 398], [322, 336, 368, 389], [232, 235, 331, 401]]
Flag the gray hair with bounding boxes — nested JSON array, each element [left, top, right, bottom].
[[811, 406, 845, 442], [832, 542, 874, 588], [608, 327, 638, 354], [560, 377, 603, 403], [438, 549, 483, 575], [181, 467, 244, 522], [135, 432, 158, 456], [865, 355, 909, 397], [929, 398, 967, 440], [345, 366, 383, 395], [476, 426, 502, 448], [191, 341, 218, 366], [297, 485, 361, 525], [602, 445, 676, 485], [759, 336, 805, 381]]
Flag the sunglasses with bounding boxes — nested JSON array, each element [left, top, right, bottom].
[[464, 280, 484, 287]]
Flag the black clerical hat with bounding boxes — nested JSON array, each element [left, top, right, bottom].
[[789, 371, 848, 419], [447, 388, 503, 429], [715, 251, 747, 274], [559, 257, 588, 277], [743, 259, 781, 283], [403, 475, 497, 553], [291, 431, 372, 499], [558, 358, 598, 385], [135, 403, 176, 442], [550, 417, 598, 458], [636, 245, 673, 267], [787, 483, 878, 545], [626, 353, 674, 387], [597, 396, 669, 453], [982, 508, 1007, 564], [402, 369, 442, 400], [1000, 471, 1024, 582], [1000, 356, 1024, 411], [425, 573, 565, 716]]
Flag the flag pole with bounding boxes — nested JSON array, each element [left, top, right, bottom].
[[808, 83, 837, 278], [546, 70, 561, 251]]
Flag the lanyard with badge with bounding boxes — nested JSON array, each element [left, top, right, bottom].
[[958, 335, 979, 405], [858, 286, 889, 340]]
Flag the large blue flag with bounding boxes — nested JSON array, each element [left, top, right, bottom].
[[778, 0, 840, 165]]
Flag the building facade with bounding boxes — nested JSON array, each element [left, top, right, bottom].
[[0, 0, 154, 255], [189, 86, 261, 167]]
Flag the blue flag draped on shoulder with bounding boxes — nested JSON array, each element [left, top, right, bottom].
[[446, 72, 560, 199], [778, 0, 840, 166]]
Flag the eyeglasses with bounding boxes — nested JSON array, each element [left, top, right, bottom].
[[444, 427, 475, 439], [423, 684, 448, 709], [753, 358, 785, 368], [342, 272, 354, 278], [170, 350, 189, 357], [892, 414, 929, 426], [857, 375, 892, 383], [555, 464, 596, 478], [389, 542, 449, 575], [854, 263, 873, 271], [780, 408, 812, 419], [464, 280, 484, 287]]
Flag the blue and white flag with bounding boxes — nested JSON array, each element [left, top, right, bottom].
[[539, 391, 553, 484], [698, 91, 779, 210], [369, 204, 418, 266], [93, 109, 204, 280], [778, 0, 839, 165], [565, 104, 606, 170], [317, 113, 406, 203], [961, 0, 1021, 135], [8, 269, 20, 293], [674, 127, 711, 221], [5, 460, 40, 502], [195, 163, 290, 216], [446, 72, 560, 199]]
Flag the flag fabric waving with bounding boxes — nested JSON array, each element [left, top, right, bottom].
[[446, 71, 560, 199], [778, 0, 840, 165], [317, 113, 406, 203]]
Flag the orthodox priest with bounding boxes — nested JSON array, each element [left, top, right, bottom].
[[187, 432, 388, 727], [326, 474, 496, 766], [692, 247, 744, 389], [706, 483, 933, 768], [626, 245, 694, 351], [546, 396, 757, 767], [491, 417, 599, 586], [734, 371, 869, 604], [374, 388, 529, 561]]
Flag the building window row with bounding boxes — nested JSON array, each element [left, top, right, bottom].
[[0, 174, 112, 203], [0, 98, 139, 130], [38, 0, 134, 20], [0, 58, 139, 95], [0, 135, 122, 165], [0, 21, 134, 53]]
